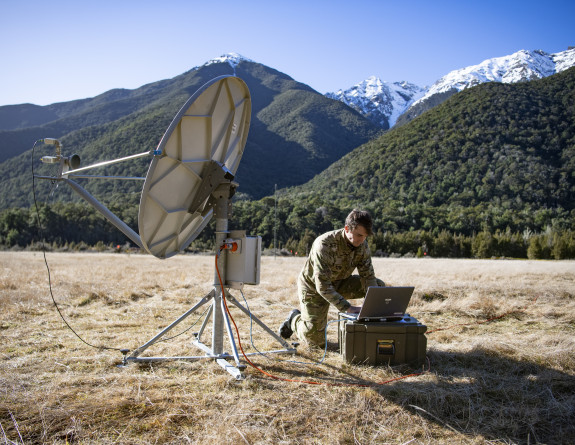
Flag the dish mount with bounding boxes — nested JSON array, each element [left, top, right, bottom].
[[35, 76, 296, 379]]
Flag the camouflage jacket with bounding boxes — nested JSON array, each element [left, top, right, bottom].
[[298, 228, 377, 311]]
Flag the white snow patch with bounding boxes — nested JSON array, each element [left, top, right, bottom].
[[327, 76, 425, 128], [412, 48, 575, 107], [204, 52, 253, 69]]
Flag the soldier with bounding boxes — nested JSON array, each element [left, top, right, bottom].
[[279, 209, 385, 347]]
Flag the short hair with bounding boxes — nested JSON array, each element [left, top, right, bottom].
[[345, 209, 373, 236]]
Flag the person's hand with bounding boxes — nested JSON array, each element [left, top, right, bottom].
[[347, 305, 362, 314]]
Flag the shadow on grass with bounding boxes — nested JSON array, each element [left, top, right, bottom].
[[243, 339, 423, 386], [376, 347, 575, 444], [243, 340, 574, 444]]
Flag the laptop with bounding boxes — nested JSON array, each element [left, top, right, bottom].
[[342, 286, 415, 322]]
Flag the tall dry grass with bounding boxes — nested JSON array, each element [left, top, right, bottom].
[[1, 252, 574, 444]]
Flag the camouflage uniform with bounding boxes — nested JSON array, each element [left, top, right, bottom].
[[291, 228, 384, 346]]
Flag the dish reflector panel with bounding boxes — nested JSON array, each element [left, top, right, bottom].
[[139, 76, 251, 258]]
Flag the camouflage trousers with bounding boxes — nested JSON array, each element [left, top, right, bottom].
[[292, 275, 385, 347]]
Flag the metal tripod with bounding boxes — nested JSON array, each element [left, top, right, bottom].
[[122, 182, 296, 379]]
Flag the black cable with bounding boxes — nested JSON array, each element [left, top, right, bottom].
[[155, 305, 211, 344], [31, 140, 122, 352]]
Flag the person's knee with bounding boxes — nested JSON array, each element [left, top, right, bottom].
[[294, 317, 326, 347], [303, 329, 326, 348]]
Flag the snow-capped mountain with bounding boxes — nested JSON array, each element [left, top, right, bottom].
[[326, 77, 426, 129], [203, 52, 253, 70], [413, 48, 574, 106], [553, 47, 575, 72], [330, 47, 575, 130], [397, 47, 575, 126]]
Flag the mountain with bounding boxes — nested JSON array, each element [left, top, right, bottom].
[[326, 47, 575, 131], [285, 66, 575, 235], [396, 47, 575, 126], [0, 79, 182, 163], [2, 55, 574, 255], [325, 77, 425, 129], [0, 53, 381, 209]]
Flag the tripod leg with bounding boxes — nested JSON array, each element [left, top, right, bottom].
[[226, 292, 296, 350], [221, 296, 242, 366], [194, 301, 213, 343], [129, 289, 215, 358]]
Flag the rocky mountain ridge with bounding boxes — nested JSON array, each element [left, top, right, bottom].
[[326, 77, 425, 129], [328, 47, 575, 128]]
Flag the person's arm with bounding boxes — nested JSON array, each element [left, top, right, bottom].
[[312, 249, 351, 312], [314, 271, 351, 312], [356, 243, 379, 288]]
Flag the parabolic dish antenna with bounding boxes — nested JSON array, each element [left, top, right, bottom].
[[35, 75, 296, 379], [138, 76, 251, 259]]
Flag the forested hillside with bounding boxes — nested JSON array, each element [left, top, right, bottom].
[[284, 66, 575, 233], [0, 59, 380, 209], [1, 67, 574, 259], [228, 67, 575, 258]]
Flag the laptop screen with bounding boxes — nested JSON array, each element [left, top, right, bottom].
[[355, 286, 415, 321]]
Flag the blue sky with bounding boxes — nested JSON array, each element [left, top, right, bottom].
[[1, 0, 573, 106]]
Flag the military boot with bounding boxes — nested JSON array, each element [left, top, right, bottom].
[[278, 309, 300, 339]]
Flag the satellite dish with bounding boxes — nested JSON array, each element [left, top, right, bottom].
[[138, 75, 251, 259], [36, 75, 295, 379]]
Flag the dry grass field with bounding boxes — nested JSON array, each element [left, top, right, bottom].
[[1, 251, 574, 444]]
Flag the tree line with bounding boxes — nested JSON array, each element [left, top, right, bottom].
[[2, 201, 574, 260]]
